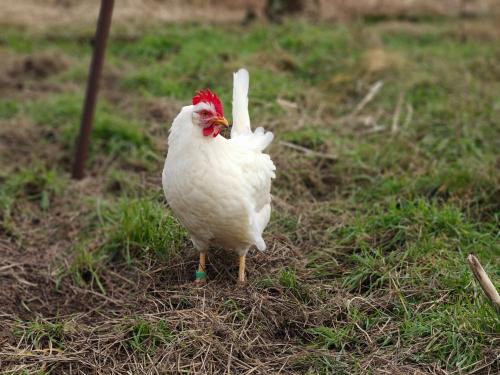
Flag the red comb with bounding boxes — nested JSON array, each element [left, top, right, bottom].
[[192, 89, 224, 116]]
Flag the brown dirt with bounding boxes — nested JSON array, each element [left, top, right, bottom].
[[8, 54, 70, 80], [0, 52, 72, 104]]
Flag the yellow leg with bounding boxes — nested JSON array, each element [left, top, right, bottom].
[[238, 255, 246, 284], [195, 251, 207, 284]]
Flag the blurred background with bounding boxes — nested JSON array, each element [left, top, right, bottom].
[[1, 1, 499, 374], [2, 0, 500, 25]]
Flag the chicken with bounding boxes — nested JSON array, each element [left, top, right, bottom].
[[162, 68, 275, 284]]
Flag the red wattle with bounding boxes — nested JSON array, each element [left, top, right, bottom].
[[203, 125, 214, 137]]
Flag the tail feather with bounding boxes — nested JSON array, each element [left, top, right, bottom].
[[230, 68, 274, 152], [231, 68, 251, 138]]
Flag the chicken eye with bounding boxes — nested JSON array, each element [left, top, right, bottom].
[[198, 110, 211, 117]]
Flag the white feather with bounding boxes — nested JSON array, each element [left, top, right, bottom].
[[231, 68, 250, 138], [231, 68, 274, 151]]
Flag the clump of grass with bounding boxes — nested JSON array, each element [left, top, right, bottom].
[[126, 319, 175, 353], [14, 319, 66, 350], [105, 169, 142, 194], [27, 94, 81, 128], [0, 165, 65, 225], [306, 326, 355, 351], [278, 267, 299, 290], [0, 99, 20, 119], [99, 197, 187, 262], [61, 197, 186, 291], [305, 306, 368, 352], [400, 301, 499, 369], [62, 245, 107, 294], [259, 267, 311, 304], [268, 210, 299, 241], [291, 353, 349, 375], [220, 299, 247, 322], [0, 29, 35, 53], [92, 112, 154, 157]]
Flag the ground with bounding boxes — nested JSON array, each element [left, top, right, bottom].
[[0, 8, 499, 375]]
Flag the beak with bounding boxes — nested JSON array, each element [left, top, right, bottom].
[[213, 116, 229, 127]]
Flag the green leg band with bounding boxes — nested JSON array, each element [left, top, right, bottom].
[[195, 271, 206, 280]]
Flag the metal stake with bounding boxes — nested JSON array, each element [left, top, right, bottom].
[[72, 0, 115, 179]]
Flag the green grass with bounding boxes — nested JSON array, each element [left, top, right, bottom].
[[14, 319, 66, 350], [293, 353, 350, 375], [335, 199, 498, 291], [26, 94, 155, 166], [221, 299, 247, 322], [0, 100, 20, 119], [60, 244, 107, 293], [307, 198, 499, 369], [0, 165, 66, 228], [96, 197, 187, 262], [58, 197, 186, 290], [1, 16, 499, 374], [126, 319, 175, 353]]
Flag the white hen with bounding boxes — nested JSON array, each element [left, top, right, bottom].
[[162, 69, 275, 283]]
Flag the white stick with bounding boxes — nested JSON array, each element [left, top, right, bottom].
[[350, 80, 384, 117], [391, 93, 404, 134], [467, 254, 500, 314]]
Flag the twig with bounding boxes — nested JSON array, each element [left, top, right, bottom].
[[226, 343, 234, 375], [361, 125, 385, 134], [0, 263, 23, 272], [107, 269, 135, 286], [71, 285, 124, 305], [1, 270, 37, 287], [276, 98, 298, 110], [350, 80, 384, 117], [403, 103, 413, 128], [391, 93, 404, 134], [355, 323, 373, 344], [467, 254, 500, 314], [279, 141, 337, 161]]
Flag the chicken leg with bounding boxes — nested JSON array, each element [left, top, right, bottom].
[[238, 255, 246, 284], [195, 251, 207, 285]]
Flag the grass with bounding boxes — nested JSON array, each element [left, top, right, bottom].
[[58, 197, 187, 291], [14, 319, 66, 350], [126, 319, 175, 353], [0, 14, 499, 375], [0, 165, 66, 233], [98, 197, 187, 262], [0, 99, 20, 119], [61, 244, 107, 293], [25, 94, 155, 167]]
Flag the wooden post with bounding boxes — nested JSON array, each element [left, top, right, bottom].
[[72, 0, 115, 179]]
